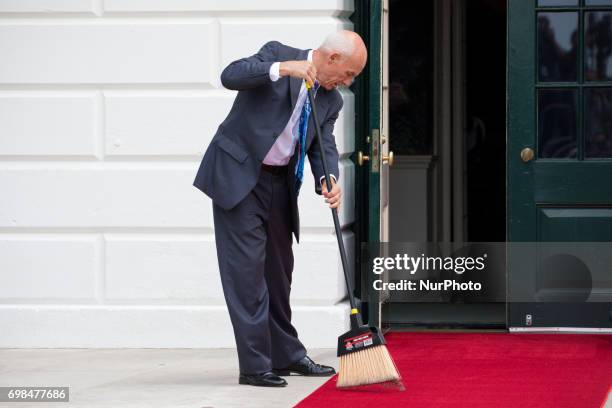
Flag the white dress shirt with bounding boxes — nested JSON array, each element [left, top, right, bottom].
[[264, 50, 336, 187]]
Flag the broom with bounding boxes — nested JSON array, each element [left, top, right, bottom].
[[305, 80, 402, 388]]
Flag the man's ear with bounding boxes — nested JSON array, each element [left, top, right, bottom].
[[329, 52, 342, 64]]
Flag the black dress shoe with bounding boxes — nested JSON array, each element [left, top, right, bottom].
[[238, 371, 287, 387], [273, 356, 336, 377]]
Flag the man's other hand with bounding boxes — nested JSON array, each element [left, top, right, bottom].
[[279, 60, 317, 88], [321, 177, 341, 210]]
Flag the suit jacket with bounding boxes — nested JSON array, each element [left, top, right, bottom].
[[192, 40, 344, 243]]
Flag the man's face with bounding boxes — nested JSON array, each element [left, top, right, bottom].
[[318, 52, 364, 91]]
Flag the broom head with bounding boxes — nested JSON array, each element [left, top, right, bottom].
[[336, 316, 401, 388]]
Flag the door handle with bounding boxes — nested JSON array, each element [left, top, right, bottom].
[[382, 151, 394, 166], [357, 151, 370, 166], [520, 147, 534, 163]]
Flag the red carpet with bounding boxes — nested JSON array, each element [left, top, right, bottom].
[[296, 332, 612, 408]]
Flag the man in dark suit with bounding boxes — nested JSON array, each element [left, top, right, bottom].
[[193, 30, 367, 387]]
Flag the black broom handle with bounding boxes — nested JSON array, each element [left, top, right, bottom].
[[306, 82, 357, 312]]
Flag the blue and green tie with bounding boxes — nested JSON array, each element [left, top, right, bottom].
[[294, 80, 319, 195]]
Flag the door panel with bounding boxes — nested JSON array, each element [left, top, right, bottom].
[[366, 0, 381, 329], [534, 162, 612, 202], [508, 0, 612, 329], [537, 207, 612, 241]]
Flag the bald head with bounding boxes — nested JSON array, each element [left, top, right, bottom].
[[319, 30, 367, 65], [313, 30, 368, 91]]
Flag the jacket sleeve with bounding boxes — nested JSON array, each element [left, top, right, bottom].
[[220, 41, 280, 91], [308, 92, 343, 195]]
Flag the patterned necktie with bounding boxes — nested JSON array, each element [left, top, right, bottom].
[[294, 80, 319, 195]]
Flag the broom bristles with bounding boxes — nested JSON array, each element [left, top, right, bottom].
[[337, 344, 401, 388]]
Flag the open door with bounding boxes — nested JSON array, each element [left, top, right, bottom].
[[363, 0, 392, 328]]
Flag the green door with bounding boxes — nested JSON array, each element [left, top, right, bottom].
[[508, 0, 612, 329], [364, 0, 391, 329]]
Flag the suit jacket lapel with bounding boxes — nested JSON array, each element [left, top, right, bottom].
[[289, 48, 311, 110]]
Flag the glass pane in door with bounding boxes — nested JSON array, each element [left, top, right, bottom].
[[538, 0, 578, 5], [538, 12, 579, 82], [585, 0, 612, 5], [585, 12, 612, 81], [538, 89, 578, 158], [585, 88, 612, 158]]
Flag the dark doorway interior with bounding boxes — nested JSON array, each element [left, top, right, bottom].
[[385, 0, 507, 328], [466, 0, 507, 242], [388, 0, 433, 157], [388, 0, 507, 243]]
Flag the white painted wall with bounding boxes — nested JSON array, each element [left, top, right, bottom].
[[0, 0, 356, 348]]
